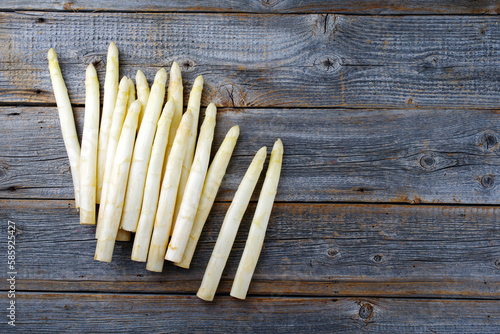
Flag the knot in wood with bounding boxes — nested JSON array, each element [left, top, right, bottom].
[[327, 248, 338, 257], [419, 155, 435, 169], [181, 59, 195, 72], [372, 254, 383, 263], [313, 55, 341, 73], [0, 164, 7, 180], [261, 0, 281, 7], [481, 175, 494, 188], [480, 133, 497, 150], [359, 303, 373, 319]]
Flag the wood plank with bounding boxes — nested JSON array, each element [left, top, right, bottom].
[[1, 12, 499, 108], [8, 293, 500, 333], [1, 0, 499, 14], [1, 199, 499, 298], [3, 106, 500, 204]]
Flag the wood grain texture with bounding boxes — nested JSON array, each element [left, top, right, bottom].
[[1, 12, 499, 108], [6, 293, 500, 333], [1, 0, 499, 14], [3, 106, 500, 204], [1, 199, 499, 298]]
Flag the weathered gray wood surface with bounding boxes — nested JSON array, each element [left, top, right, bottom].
[[5, 293, 499, 333], [1, 199, 499, 298], [2, 0, 499, 14], [1, 4, 499, 333], [3, 106, 500, 204], [1, 13, 499, 108]]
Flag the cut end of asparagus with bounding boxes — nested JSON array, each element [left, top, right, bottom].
[[229, 290, 246, 300], [146, 244, 166, 272], [196, 290, 214, 302], [115, 229, 131, 241], [173, 261, 190, 269], [94, 239, 115, 263]]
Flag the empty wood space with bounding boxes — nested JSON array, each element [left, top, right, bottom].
[[0, 1, 499, 332]]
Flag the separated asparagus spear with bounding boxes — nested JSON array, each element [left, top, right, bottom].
[[96, 77, 131, 238], [231, 139, 283, 300], [175, 125, 240, 269], [131, 100, 175, 262], [80, 64, 100, 225], [146, 111, 193, 272], [197, 147, 267, 301], [171, 75, 204, 234], [120, 68, 167, 233], [95, 101, 141, 262], [47, 48, 81, 208], [97, 42, 119, 204], [166, 103, 217, 263]]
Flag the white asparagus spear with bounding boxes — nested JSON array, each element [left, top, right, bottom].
[[165, 61, 183, 159], [80, 64, 100, 225], [136, 70, 150, 128], [116, 229, 131, 242], [131, 100, 175, 262], [127, 78, 136, 111], [197, 147, 267, 301], [171, 75, 203, 234], [47, 48, 81, 208], [230, 139, 283, 300], [120, 68, 167, 232], [95, 77, 131, 238], [95, 101, 141, 262], [175, 125, 240, 269], [166, 103, 217, 263], [146, 111, 193, 272], [97, 42, 119, 204]]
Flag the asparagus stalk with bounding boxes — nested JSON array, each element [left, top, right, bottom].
[[165, 61, 183, 159], [80, 64, 100, 225], [131, 100, 175, 262], [121, 68, 167, 232], [127, 78, 136, 111], [146, 111, 193, 272], [197, 147, 267, 301], [166, 103, 217, 263], [135, 70, 150, 128], [97, 42, 119, 204], [230, 139, 283, 300], [116, 229, 131, 242], [171, 75, 204, 234], [95, 101, 141, 262], [47, 48, 81, 208], [96, 77, 131, 238], [175, 125, 240, 269]]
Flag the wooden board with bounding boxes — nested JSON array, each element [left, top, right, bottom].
[[2, 1, 499, 14], [3, 106, 500, 204], [2, 199, 499, 298], [7, 293, 500, 333], [1, 13, 499, 108]]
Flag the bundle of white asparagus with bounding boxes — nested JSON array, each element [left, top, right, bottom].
[[48, 43, 283, 301]]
